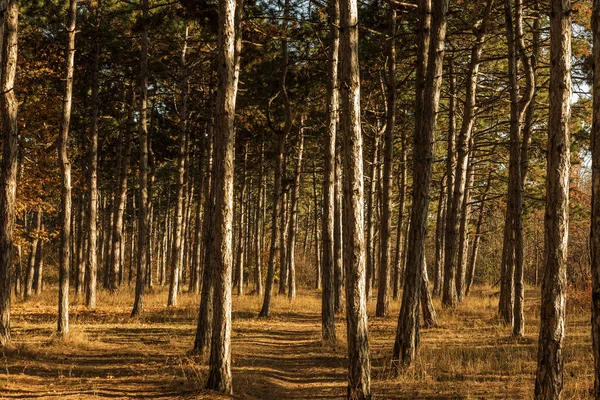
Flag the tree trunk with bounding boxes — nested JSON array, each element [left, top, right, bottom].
[[33, 218, 44, 295], [86, 34, 100, 308], [466, 170, 492, 295], [534, 0, 570, 397], [131, 0, 150, 317], [205, 0, 238, 391], [376, 5, 396, 318], [421, 257, 438, 328], [322, 0, 339, 343], [456, 152, 474, 302], [334, 152, 343, 312], [25, 210, 41, 299], [592, 0, 600, 396], [339, 0, 371, 394], [255, 139, 264, 295], [433, 174, 446, 297], [235, 142, 248, 296], [111, 88, 134, 291], [365, 131, 379, 301], [393, 126, 407, 300], [57, 0, 76, 336], [442, 11, 488, 308], [287, 123, 304, 300], [393, 0, 448, 372], [0, 0, 18, 345], [259, 132, 285, 318], [168, 25, 190, 307]]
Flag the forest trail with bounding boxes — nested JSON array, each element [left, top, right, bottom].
[[0, 286, 593, 399]]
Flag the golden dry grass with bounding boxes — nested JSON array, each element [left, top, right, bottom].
[[0, 284, 593, 399]]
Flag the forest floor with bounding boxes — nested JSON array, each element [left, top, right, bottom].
[[0, 284, 593, 399]]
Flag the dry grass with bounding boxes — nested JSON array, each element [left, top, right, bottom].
[[0, 284, 593, 399]]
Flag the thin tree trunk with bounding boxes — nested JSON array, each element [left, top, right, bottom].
[[433, 174, 446, 296], [255, 139, 264, 295], [235, 142, 248, 296], [57, 0, 77, 336], [111, 88, 134, 291], [25, 210, 41, 299], [334, 152, 343, 312], [365, 132, 379, 301], [393, 125, 406, 300], [86, 33, 100, 308], [466, 170, 491, 295], [534, 0, 570, 396], [131, 0, 150, 317], [376, 5, 396, 318], [168, 25, 190, 307], [456, 152, 474, 302], [287, 122, 304, 300], [33, 218, 44, 295], [322, 0, 339, 342]]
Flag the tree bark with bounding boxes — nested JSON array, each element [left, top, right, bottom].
[[339, 0, 371, 394], [287, 123, 304, 300], [86, 32, 100, 308], [534, 0, 570, 397], [131, 0, 150, 317], [376, 5, 396, 318], [392, 0, 448, 372], [25, 210, 41, 300], [205, 0, 238, 390], [442, 10, 488, 307], [0, 0, 18, 346], [168, 25, 190, 307], [57, 0, 76, 336], [592, 0, 600, 396], [322, 0, 339, 343]]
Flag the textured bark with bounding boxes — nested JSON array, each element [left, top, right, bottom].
[[205, 0, 237, 391], [0, 0, 18, 346], [365, 132, 379, 301], [168, 25, 190, 307], [466, 171, 492, 295], [393, 0, 447, 372], [534, 0, 570, 397], [433, 175, 446, 297], [321, 0, 338, 343], [376, 5, 396, 318], [339, 0, 371, 394], [111, 89, 134, 291], [25, 210, 41, 300], [442, 10, 488, 308], [86, 34, 100, 308], [392, 127, 406, 300], [259, 132, 285, 318], [235, 142, 248, 296], [57, 0, 76, 336], [131, 0, 150, 317], [33, 218, 44, 295], [255, 139, 264, 295], [456, 154, 474, 302], [193, 129, 214, 358], [334, 152, 344, 312], [592, 0, 600, 396], [421, 258, 438, 328], [287, 125, 304, 300]]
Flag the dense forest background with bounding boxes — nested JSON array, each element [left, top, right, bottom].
[[0, 0, 598, 398]]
